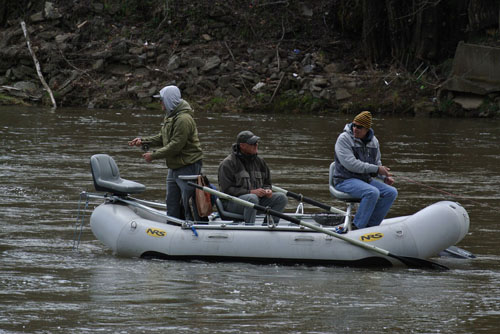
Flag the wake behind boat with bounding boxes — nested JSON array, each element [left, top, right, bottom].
[[76, 154, 471, 269]]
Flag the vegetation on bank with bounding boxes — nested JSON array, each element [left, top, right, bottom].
[[0, 0, 499, 116]]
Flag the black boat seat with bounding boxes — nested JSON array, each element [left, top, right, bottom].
[[328, 162, 360, 231], [215, 198, 245, 221], [90, 154, 146, 195]]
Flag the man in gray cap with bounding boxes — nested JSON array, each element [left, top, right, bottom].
[[218, 130, 287, 225]]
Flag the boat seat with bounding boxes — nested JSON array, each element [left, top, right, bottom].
[[90, 154, 146, 196], [329, 162, 361, 231], [215, 198, 245, 222]]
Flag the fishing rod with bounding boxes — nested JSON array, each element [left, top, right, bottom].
[[395, 174, 485, 207]]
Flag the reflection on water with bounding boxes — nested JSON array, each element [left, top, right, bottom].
[[0, 106, 499, 333]]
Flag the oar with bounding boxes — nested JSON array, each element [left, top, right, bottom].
[[274, 185, 475, 260], [188, 182, 449, 270], [272, 185, 347, 215]]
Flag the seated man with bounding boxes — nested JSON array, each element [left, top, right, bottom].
[[218, 130, 288, 225], [333, 111, 398, 230]]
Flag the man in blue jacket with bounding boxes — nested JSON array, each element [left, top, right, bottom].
[[333, 111, 397, 230]]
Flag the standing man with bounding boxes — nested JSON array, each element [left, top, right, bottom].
[[218, 130, 288, 225], [128, 85, 203, 220], [333, 111, 397, 230]]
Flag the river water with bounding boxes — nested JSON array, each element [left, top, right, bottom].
[[0, 106, 499, 333]]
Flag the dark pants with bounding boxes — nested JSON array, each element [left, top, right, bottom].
[[223, 192, 288, 225], [166, 160, 202, 220]]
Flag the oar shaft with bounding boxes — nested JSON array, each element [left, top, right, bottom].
[[272, 185, 347, 215]]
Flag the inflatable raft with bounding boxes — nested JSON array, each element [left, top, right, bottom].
[[80, 154, 471, 268]]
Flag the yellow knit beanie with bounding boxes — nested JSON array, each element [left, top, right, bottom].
[[353, 111, 372, 129]]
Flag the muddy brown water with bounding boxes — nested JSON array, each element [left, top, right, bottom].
[[1, 106, 499, 333]]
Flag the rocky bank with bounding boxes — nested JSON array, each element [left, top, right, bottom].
[[0, 1, 498, 117]]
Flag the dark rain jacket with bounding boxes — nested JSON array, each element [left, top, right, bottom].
[[143, 100, 203, 170], [333, 123, 382, 185], [218, 144, 272, 197]]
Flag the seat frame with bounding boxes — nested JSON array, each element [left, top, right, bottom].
[[328, 162, 361, 232], [214, 198, 245, 222]]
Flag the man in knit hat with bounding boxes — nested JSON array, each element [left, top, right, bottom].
[[332, 111, 397, 231]]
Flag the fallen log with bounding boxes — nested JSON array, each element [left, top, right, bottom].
[[20, 20, 57, 110]]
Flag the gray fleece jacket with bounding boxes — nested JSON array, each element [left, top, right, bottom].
[[333, 123, 382, 185]]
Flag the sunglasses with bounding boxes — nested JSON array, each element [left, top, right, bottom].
[[352, 123, 365, 129]]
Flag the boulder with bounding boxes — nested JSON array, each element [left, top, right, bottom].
[[201, 56, 221, 72]]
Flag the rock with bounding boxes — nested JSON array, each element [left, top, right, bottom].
[[300, 4, 313, 17], [91, 50, 112, 59], [30, 12, 44, 23], [137, 91, 152, 99], [220, 61, 234, 72], [311, 76, 328, 88], [92, 3, 105, 12], [303, 64, 315, 73], [9, 81, 42, 100], [129, 47, 144, 55], [55, 33, 75, 44], [11, 65, 35, 80], [240, 72, 256, 82], [167, 55, 181, 71], [252, 82, 265, 92], [227, 85, 241, 97], [218, 75, 232, 88], [199, 78, 216, 90], [335, 88, 352, 101], [107, 64, 130, 75], [324, 63, 343, 73], [188, 56, 205, 69], [148, 87, 158, 96], [133, 67, 150, 78], [92, 59, 105, 72], [44, 2, 63, 20], [453, 95, 483, 110], [13, 81, 38, 93], [201, 56, 221, 72], [414, 101, 436, 117]]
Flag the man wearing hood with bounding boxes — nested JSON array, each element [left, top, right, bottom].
[[218, 130, 287, 225], [333, 111, 397, 231], [129, 85, 203, 220]]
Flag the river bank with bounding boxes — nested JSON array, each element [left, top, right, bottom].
[[1, 1, 498, 117]]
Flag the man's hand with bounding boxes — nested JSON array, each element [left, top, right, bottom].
[[384, 176, 395, 186], [128, 137, 142, 147], [378, 165, 393, 178], [250, 188, 272, 197], [142, 152, 153, 162]]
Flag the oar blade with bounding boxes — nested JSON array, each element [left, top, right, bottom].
[[440, 246, 476, 259], [390, 254, 449, 271]]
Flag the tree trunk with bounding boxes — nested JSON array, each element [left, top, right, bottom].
[[361, 0, 477, 66], [362, 0, 389, 64], [468, 0, 500, 31]]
